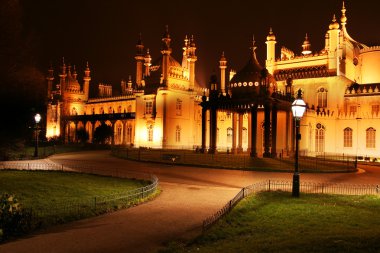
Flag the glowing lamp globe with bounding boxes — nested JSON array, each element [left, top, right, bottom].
[[35, 113, 41, 124], [291, 91, 306, 119]]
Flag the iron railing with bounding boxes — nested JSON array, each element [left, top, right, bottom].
[[202, 180, 380, 231], [112, 147, 357, 172], [0, 161, 159, 228]]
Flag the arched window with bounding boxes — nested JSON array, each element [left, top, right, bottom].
[[108, 106, 113, 114], [147, 125, 153, 142], [116, 123, 122, 145], [366, 127, 376, 148], [127, 105, 132, 113], [100, 107, 104, 114], [317, 87, 328, 108], [117, 106, 122, 113], [315, 123, 325, 153], [127, 124, 133, 143], [71, 107, 77, 115], [343, 127, 353, 148], [227, 127, 233, 144], [175, 125, 181, 142], [242, 127, 248, 143]]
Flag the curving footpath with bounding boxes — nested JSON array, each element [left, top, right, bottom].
[[0, 150, 378, 253]]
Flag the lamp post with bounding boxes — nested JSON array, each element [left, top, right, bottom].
[[34, 113, 41, 158], [291, 90, 306, 197]]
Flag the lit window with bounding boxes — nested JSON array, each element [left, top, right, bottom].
[[117, 106, 122, 113], [176, 99, 182, 116], [147, 125, 153, 142], [145, 101, 153, 115], [242, 127, 248, 143], [315, 123, 325, 153], [343, 127, 352, 148], [127, 105, 132, 113], [127, 124, 133, 143], [116, 124, 122, 144], [176, 125, 181, 142], [227, 127, 233, 144], [108, 107, 113, 113], [366, 127, 376, 148], [372, 105, 379, 116], [71, 107, 77, 115], [317, 87, 328, 108], [350, 105, 357, 114], [100, 107, 104, 114]]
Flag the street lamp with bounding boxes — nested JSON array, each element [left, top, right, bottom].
[[291, 90, 306, 197], [34, 113, 41, 158]]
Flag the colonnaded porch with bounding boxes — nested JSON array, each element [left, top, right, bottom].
[[62, 112, 135, 145]]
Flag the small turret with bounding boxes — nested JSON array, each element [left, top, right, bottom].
[[266, 27, 277, 73], [161, 25, 172, 52], [182, 35, 189, 68], [329, 14, 340, 30], [301, 34, 312, 55], [144, 48, 152, 77], [72, 65, 78, 80]]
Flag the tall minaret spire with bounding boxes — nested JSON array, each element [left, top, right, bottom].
[[135, 33, 145, 87], [219, 52, 227, 95], [161, 25, 172, 85], [83, 61, 91, 101], [46, 63, 54, 99], [188, 34, 197, 90]]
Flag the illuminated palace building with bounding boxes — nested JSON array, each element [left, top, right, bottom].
[[46, 3, 380, 159]]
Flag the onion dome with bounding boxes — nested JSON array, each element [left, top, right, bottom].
[[229, 39, 276, 102], [266, 27, 276, 41], [329, 14, 340, 30], [302, 33, 312, 55]]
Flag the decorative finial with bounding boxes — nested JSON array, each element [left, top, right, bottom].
[[329, 14, 340, 30], [266, 27, 276, 41], [250, 34, 257, 52], [164, 25, 170, 38], [220, 51, 226, 62], [341, 1, 347, 26]]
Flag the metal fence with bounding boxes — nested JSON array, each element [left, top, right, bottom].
[[0, 161, 159, 229], [29, 175, 158, 228], [202, 180, 380, 232], [112, 147, 357, 172]]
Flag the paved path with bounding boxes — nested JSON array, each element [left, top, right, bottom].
[[0, 151, 379, 253]]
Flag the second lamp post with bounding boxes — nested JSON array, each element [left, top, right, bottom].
[[291, 90, 306, 197]]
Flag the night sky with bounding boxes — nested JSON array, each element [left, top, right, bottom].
[[1, 0, 380, 140], [20, 0, 380, 88]]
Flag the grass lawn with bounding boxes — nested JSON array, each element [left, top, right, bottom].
[[162, 191, 380, 253], [0, 170, 155, 227]]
